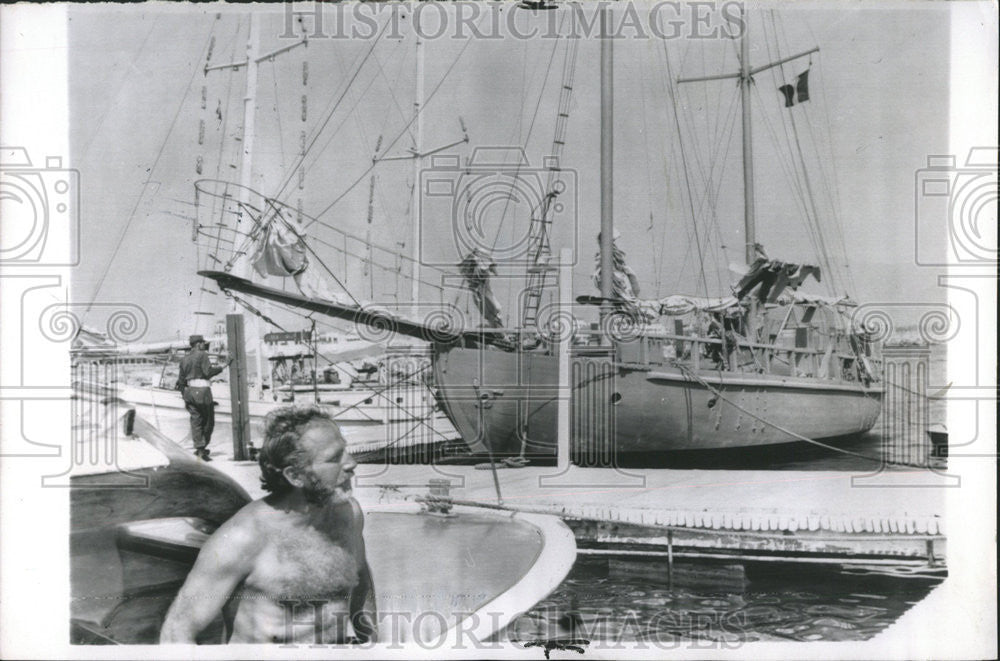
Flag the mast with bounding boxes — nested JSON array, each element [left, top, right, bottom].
[[204, 13, 308, 398], [239, 14, 259, 216], [739, 5, 755, 265], [676, 4, 819, 267], [241, 13, 266, 399], [598, 5, 614, 322], [410, 8, 424, 319]]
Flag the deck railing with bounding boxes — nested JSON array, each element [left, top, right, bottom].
[[540, 328, 880, 384]]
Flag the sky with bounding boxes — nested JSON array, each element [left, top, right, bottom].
[[59, 0, 964, 341]]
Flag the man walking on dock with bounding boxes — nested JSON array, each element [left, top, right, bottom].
[[176, 334, 231, 461]]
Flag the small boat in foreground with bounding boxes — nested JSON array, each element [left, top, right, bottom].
[[70, 410, 575, 645]]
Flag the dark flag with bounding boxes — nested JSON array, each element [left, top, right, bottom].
[[779, 84, 796, 107], [778, 70, 811, 107], [796, 70, 810, 103]]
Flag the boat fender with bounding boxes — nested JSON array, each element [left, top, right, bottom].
[[707, 395, 718, 408]]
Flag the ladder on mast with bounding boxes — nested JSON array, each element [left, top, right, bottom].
[[521, 39, 580, 332]]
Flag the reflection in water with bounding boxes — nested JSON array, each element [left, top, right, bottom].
[[508, 557, 943, 644]]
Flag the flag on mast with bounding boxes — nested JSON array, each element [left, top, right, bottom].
[[778, 70, 811, 107]]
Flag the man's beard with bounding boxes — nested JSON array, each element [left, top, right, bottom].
[[302, 472, 351, 505]]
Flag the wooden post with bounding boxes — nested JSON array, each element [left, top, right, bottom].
[[667, 529, 674, 588], [557, 248, 572, 472], [227, 314, 251, 461]]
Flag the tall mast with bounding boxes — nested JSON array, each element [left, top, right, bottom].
[[676, 4, 819, 266], [241, 14, 266, 399], [205, 13, 308, 396], [598, 5, 614, 322], [411, 9, 424, 318], [239, 14, 260, 221], [739, 5, 755, 265]]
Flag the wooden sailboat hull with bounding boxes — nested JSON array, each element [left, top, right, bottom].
[[433, 345, 882, 456]]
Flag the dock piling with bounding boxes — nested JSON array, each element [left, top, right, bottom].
[[226, 313, 251, 461]]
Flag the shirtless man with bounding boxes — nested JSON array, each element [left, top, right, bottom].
[[159, 406, 377, 644]]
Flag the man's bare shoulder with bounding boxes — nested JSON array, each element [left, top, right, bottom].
[[205, 498, 273, 548]]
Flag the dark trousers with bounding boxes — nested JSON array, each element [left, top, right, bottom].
[[183, 386, 215, 450]]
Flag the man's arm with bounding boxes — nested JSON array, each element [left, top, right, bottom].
[[349, 562, 377, 643], [348, 502, 377, 643], [200, 352, 226, 379], [159, 511, 258, 644]]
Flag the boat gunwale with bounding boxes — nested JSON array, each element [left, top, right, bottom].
[[644, 368, 884, 395], [364, 502, 577, 647]]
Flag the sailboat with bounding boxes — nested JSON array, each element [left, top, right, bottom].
[[200, 5, 883, 462]]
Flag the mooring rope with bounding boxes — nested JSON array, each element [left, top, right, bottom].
[[672, 362, 931, 469]]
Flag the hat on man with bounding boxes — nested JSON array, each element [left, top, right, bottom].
[[189, 334, 205, 347]]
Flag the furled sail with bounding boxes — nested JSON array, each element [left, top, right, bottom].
[[459, 249, 503, 328], [252, 222, 309, 278], [251, 220, 350, 305]]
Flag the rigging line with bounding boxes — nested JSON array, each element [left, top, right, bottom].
[[489, 19, 565, 256], [270, 58, 286, 172], [646, 39, 674, 296], [80, 16, 161, 163], [657, 45, 694, 294], [751, 85, 817, 253], [672, 58, 740, 280], [756, 32, 824, 270], [305, 211, 453, 280], [784, 14, 856, 295], [301, 37, 398, 181], [695, 85, 742, 279], [762, 14, 839, 295], [307, 233, 446, 294], [662, 38, 710, 297], [762, 35, 839, 296], [278, 215, 363, 308], [85, 21, 217, 318], [332, 41, 418, 240], [199, 16, 244, 333], [368, 43, 421, 234], [299, 202, 452, 280], [371, 39, 416, 146], [495, 33, 532, 323], [305, 20, 481, 228], [689, 89, 741, 292], [764, 11, 834, 278], [702, 95, 741, 290], [800, 100, 850, 292], [694, 85, 741, 283], [637, 38, 659, 281], [271, 15, 394, 204], [227, 291, 288, 331], [752, 101, 814, 256], [801, 95, 855, 294], [789, 110, 839, 296], [760, 17, 811, 206]]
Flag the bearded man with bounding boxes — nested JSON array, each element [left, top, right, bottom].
[[160, 406, 377, 644]]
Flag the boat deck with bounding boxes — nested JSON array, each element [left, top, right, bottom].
[[213, 461, 944, 568]]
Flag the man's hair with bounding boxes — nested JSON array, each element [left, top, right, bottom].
[[258, 405, 333, 494]]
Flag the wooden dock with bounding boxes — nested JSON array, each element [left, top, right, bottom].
[[214, 461, 945, 571]]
